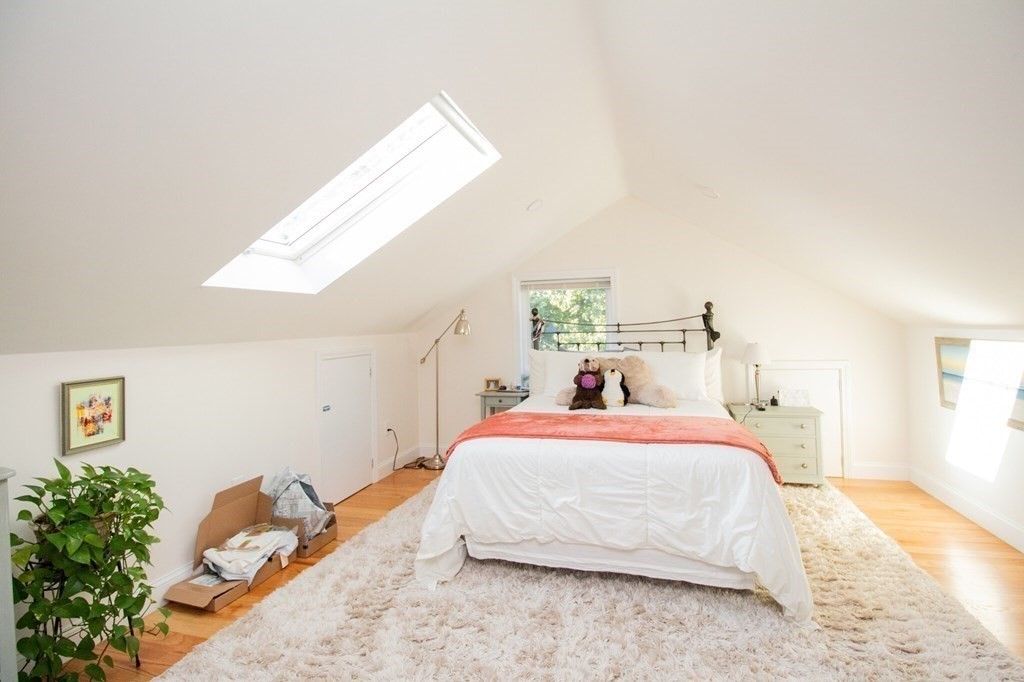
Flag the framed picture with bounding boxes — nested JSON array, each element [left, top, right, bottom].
[[936, 337, 1024, 430], [484, 377, 501, 391], [61, 376, 125, 456], [935, 337, 970, 410]]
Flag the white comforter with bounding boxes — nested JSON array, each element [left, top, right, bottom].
[[414, 396, 813, 620]]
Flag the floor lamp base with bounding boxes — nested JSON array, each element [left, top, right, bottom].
[[421, 454, 446, 470]]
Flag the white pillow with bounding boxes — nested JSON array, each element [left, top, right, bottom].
[[634, 350, 708, 400], [703, 347, 724, 404], [529, 350, 594, 396]]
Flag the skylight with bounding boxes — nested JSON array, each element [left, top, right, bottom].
[[203, 92, 500, 294]]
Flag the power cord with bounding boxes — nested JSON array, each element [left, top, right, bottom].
[[736, 404, 755, 424], [389, 428, 428, 470]]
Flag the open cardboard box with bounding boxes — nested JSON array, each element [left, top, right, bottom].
[[164, 476, 298, 612], [273, 502, 337, 558]]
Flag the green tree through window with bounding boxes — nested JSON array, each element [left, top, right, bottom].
[[530, 287, 608, 350]]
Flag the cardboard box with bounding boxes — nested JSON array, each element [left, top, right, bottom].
[[273, 502, 338, 559], [164, 476, 298, 611]]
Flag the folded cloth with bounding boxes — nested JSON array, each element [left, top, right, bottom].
[[202, 524, 298, 584]]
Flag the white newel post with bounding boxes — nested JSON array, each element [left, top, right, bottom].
[[1, 467, 17, 682]]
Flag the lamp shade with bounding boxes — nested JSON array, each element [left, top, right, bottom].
[[454, 311, 471, 336], [743, 342, 771, 365]]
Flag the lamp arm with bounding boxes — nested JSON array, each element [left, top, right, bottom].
[[419, 309, 466, 364]]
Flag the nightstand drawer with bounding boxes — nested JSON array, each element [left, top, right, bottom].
[[477, 390, 530, 420], [746, 416, 816, 437], [775, 455, 819, 478], [760, 436, 817, 458]]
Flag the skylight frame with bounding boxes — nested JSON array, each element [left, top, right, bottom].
[[203, 91, 500, 294]]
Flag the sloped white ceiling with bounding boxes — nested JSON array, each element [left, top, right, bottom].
[[2, 2, 1022, 354], [593, 0, 1024, 327], [0, 2, 625, 353]]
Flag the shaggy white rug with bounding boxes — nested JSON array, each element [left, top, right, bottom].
[[158, 483, 1024, 681]]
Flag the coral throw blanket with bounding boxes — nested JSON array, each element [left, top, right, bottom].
[[446, 411, 783, 485]]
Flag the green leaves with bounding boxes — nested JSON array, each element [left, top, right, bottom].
[[9, 460, 171, 681], [54, 458, 71, 481], [84, 663, 107, 681]]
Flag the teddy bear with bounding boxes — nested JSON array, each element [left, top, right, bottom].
[[602, 368, 629, 407], [569, 356, 606, 410], [556, 355, 676, 409]]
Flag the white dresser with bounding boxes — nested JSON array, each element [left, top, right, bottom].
[[727, 404, 824, 485]]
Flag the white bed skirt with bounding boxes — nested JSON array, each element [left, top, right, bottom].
[[466, 538, 756, 591]]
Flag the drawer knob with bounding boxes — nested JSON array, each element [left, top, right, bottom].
[[754, 423, 761, 428], [801, 463, 809, 469], [800, 423, 807, 429], [801, 444, 808, 450]]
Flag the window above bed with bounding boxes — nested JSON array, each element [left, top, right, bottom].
[[516, 273, 617, 384]]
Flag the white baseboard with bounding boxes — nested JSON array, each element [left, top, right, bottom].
[[910, 469, 1024, 554], [150, 560, 195, 605], [373, 446, 429, 481], [847, 463, 910, 480]]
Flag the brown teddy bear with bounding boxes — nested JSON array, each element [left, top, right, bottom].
[[556, 355, 676, 409], [569, 356, 606, 410]]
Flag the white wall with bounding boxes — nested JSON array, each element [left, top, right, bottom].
[[0, 333, 418, 595], [906, 326, 1024, 552], [417, 197, 909, 478]]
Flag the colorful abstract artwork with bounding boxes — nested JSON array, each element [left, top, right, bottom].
[[61, 377, 125, 456]]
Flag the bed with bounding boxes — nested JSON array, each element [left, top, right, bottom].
[[414, 303, 813, 621]]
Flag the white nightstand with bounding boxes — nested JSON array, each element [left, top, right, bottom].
[[476, 390, 530, 420], [727, 403, 824, 485]]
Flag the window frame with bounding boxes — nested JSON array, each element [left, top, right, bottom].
[[512, 269, 619, 383]]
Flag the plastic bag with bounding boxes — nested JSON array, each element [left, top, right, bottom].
[[265, 467, 332, 541]]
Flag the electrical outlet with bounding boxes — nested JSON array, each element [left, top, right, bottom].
[[384, 422, 394, 433]]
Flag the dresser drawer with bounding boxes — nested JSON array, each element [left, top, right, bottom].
[[760, 436, 817, 458], [746, 416, 816, 437], [484, 396, 517, 407], [775, 455, 819, 478]]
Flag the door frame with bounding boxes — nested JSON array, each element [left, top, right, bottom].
[[316, 349, 378, 496]]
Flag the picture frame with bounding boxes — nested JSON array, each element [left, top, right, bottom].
[[61, 376, 125, 456], [935, 337, 970, 410], [484, 377, 501, 391], [935, 336, 1024, 431]]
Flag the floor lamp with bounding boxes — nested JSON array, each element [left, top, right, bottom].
[[419, 309, 471, 470]]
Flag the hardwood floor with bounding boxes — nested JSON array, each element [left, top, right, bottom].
[[68, 472, 1022, 679], [831, 477, 1024, 659], [67, 468, 444, 681]]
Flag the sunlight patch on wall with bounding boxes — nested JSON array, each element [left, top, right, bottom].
[[944, 340, 1024, 481]]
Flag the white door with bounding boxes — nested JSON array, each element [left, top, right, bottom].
[[319, 353, 374, 503]]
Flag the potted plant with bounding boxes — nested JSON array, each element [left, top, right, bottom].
[[10, 460, 170, 681]]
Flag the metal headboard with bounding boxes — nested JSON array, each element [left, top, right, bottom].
[[530, 301, 721, 352]]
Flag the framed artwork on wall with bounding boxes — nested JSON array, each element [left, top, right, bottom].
[[935, 337, 970, 410], [935, 337, 1024, 431], [61, 376, 125, 456]]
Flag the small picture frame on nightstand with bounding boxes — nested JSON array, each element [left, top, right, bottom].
[[484, 377, 501, 391]]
